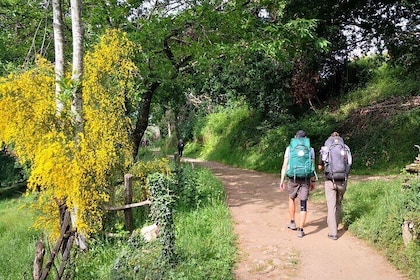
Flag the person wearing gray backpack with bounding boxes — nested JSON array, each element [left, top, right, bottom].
[[318, 132, 352, 240]]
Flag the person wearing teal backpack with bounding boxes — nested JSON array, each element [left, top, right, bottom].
[[279, 130, 316, 238]]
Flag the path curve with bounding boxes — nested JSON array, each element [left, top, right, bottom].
[[185, 158, 408, 280]]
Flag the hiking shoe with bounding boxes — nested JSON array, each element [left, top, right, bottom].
[[297, 228, 305, 238], [328, 234, 338, 240], [287, 221, 297, 230]]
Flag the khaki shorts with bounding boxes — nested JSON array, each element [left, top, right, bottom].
[[287, 178, 309, 200]]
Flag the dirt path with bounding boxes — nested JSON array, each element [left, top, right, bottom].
[[185, 158, 408, 280]]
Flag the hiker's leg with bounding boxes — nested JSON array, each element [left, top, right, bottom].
[[335, 180, 347, 227], [287, 181, 299, 222], [325, 180, 338, 236], [299, 200, 307, 229], [288, 197, 295, 221], [298, 183, 309, 229]]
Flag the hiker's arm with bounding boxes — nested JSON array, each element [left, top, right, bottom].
[[312, 159, 317, 180], [310, 148, 318, 179], [318, 147, 325, 170], [318, 158, 324, 171], [311, 150, 317, 183], [346, 145, 353, 166], [279, 157, 288, 190]]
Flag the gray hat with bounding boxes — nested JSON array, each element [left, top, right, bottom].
[[295, 130, 306, 138]]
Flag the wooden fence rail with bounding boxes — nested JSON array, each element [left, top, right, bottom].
[[33, 173, 151, 279], [104, 173, 151, 232]]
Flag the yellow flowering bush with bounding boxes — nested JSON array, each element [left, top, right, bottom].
[[0, 29, 138, 238]]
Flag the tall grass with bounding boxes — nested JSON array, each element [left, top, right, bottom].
[[171, 204, 236, 279], [343, 176, 420, 279], [0, 196, 40, 280]]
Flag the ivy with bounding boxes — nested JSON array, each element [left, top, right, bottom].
[[148, 173, 177, 270]]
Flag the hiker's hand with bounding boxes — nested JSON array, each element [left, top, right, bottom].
[[310, 181, 315, 191], [279, 182, 285, 191], [317, 164, 323, 171]]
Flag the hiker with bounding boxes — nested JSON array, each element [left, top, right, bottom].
[[177, 139, 185, 157], [318, 132, 352, 240], [279, 130, 316, 238]]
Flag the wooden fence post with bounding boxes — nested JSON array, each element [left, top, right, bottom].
[[124, 174, 134, 232], [33, 240, 45, 280]]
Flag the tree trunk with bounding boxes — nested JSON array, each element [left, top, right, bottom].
[[52, 0, 65, 114], [132, 81, 160, 160], [70, 0, 84, 132]]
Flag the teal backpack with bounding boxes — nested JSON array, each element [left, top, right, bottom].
[[286, 137, 315, 180]]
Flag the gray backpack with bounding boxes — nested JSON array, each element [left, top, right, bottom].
[[320, 136, 351, 181]]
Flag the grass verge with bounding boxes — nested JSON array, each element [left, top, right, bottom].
[[343, 176, 420, 279], [0, 195, 40, 280]]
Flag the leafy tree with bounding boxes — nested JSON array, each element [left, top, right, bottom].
[[0, 1, 45, 66], [125, 0, 329, 146], [282, 0, 420, 99], [0, 0, 75, 74]]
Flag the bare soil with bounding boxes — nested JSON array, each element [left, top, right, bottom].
[[185, 158, 408, 280]]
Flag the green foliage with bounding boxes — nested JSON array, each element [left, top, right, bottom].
[[342, 177, 420, 279], [190, 61, 420, 174], [341, 56, 382, 93], [0, 149, 26, 188], [344, 63, 419, 109], [111, 231, 162, 280], [111, 164, 235, 279], [193, 104, 288, 171], [149, 173, 176, 268], [0, 162, 235, 280], [172, 205, 236, 280], [72, 238, 124, 279], [170, 165, 236, 280], [0, 196, 40, 280], [172, 164, 225, 211], [199, 51, 294, 124], [344, 108, 420, 173], [0, 0, 55, 70]]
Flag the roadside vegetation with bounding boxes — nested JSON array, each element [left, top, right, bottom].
[[343, 176, 420, 280], [0, 158, 236, 279]]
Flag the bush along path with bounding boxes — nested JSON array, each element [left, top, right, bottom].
[[184, 158, 407, 280]]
